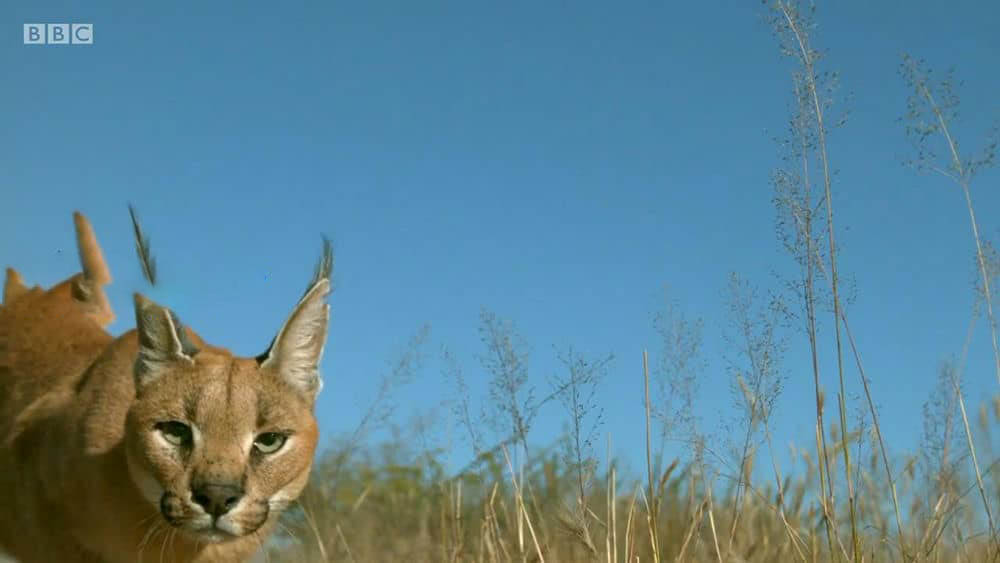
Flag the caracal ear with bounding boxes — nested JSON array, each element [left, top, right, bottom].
[[3, 267, 28, 305], [259, 278, 331, 400], [257, 237, 333, 400], [71, 212, 115, 325], [133, 293, 199, 388], [74, 211, 111, 285]]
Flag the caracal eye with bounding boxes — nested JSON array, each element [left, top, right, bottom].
[[155, 421, 193, 447], [253, 432, 287, 454]]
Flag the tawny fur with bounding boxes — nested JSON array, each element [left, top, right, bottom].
[[0, 212, 331, 563]]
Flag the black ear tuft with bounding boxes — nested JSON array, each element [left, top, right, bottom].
[[305, 235, 334, 298], [128, 203, 157, 287]]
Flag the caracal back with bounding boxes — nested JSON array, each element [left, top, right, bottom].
[[0, 212, 115, 445]]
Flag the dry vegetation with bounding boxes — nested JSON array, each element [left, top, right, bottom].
[[261, 2, 1000, 561]]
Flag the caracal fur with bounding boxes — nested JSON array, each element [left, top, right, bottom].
[[0, 212, 332, 562]]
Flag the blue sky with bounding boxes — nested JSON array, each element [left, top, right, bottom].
[[3, 1, 999, 479]]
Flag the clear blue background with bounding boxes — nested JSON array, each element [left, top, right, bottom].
[[2, 1, 998, 478]]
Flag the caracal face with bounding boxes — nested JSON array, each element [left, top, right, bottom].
[[120, 270, 331, 545], [124, 350, 319, 543]]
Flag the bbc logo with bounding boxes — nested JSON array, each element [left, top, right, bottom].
[[23, 23, 93, 45]]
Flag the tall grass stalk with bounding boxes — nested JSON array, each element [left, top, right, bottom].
[[839, 312, 907, 557], [770, 1, 868, 558], [900, 54, 1000, 389], [643, 349, 661, 563], [501, 444, 545, 563]]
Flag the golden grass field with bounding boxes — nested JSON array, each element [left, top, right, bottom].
[[266, 394, 1000, 562]]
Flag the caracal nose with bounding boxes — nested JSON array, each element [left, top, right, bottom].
[[191, 484, 243, 517]]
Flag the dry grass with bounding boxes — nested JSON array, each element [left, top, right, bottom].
[[267, 389, 999, 562]]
